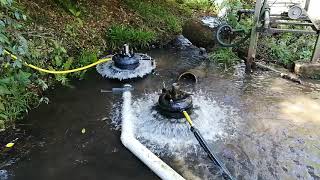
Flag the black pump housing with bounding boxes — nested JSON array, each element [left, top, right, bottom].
[[157, 83, 193, 119], [113, 54, 140, 70]]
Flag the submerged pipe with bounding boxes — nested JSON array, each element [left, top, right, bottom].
[[178, 64, 207, 83], [120, 87, 185, 180], [178, 69, 201, 83]]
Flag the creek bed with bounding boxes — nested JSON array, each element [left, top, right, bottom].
[[1, 48, 320, 180]]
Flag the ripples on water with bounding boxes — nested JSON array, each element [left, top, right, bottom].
[[111, 91, 242, 179], [109, 60, 320, 179]]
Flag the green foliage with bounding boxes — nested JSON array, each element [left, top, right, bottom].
[[106, 25, 156, 49], [0, 0, 13, 6], [258, 33, 315, 66], [0, 0, 41, 128], [65, 18, 83, 37], [0, 71, 38, 124], [222, 0, 314, 67], [0, 1, 100, 129], [222, 0, 253, 33], [176, 0, 216, 12], [78, 49, 97, 65], [55, 0, 81, 17], [124, 0, 182, 35], [75, 49, 98, 79], [209, 48, 240, 67]]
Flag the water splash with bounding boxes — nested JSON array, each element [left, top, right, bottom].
[[201, 16, 224, 28], [0, 170, 8, 180], [96, 55, 156, 80], [110, 91, 241, 179], [111, 92, 240, 156]]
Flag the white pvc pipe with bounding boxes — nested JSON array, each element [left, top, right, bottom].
[[120, 91, 185, 180]]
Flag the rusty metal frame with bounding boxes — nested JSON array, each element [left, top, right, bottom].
[[246, 0, 320, 72]]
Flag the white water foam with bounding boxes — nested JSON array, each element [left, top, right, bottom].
[[96, 55, 156, 80], [111, 92, 240, 156], [110, 91, 242, 179]]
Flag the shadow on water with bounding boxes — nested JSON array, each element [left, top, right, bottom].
[[1, 47, 320, 180]]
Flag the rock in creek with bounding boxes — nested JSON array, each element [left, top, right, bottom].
[[182, 17, 223, 49]]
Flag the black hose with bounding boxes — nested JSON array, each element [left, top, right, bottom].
[[190, 126, 235, 180]]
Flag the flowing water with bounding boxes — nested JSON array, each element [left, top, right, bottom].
[[1, 48, 320, 180]]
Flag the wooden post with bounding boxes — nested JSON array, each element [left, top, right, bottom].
[[246, 0, 263, 73], [311, 32, 320, 63]]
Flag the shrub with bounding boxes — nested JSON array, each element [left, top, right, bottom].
[[178, 0, 216, 12], [258, 33, 316, 66], [209, 48, 240, 68], [124, 0, 183, 34], [54, 0, 81, 17], [106, 25, 156, 49]]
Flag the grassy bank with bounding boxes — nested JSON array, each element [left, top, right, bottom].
[[0, 0, 217, 130]]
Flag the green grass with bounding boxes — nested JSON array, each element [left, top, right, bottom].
[[54, 0, 81, 17], [124, 0, 183, 35], [0, 70, 39, 130], [258, 33, 316, 66], [106, 25, 156, 49], [177, 0, 216, 12], [209, 48, 240, 67]]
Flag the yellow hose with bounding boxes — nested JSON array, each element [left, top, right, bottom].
[[3, 49, 111, 74]]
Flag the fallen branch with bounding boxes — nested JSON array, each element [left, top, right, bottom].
[[255, 62, 302, 84]]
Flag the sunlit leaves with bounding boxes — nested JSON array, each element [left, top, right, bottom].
[[0, 0, 13, 6]]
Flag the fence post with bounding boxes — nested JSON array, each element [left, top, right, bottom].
[[246, 0, 263, 72]]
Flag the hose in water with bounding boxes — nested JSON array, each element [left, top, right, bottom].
[[3, 49, 111, 74], [182, 111, 235, 180]]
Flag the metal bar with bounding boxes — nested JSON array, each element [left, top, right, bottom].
[[270, 14, 283, 17], [267, 28, 317, 34], [273, 20, 314, 26], [311, 32, 320, 62], [247, 0, 263, 72], [266, 1, 295, 6], [264, 8, 270, 29], [305, 0, 311, 11], [271, 16, 309, 21], [267, 1, 295, 4]]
